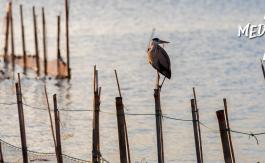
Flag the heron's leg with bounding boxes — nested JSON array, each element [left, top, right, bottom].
[[156, 71, 160, 89], [159, 76, 166, 89]]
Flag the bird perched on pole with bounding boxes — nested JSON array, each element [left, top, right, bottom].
[[147, 37, 171, 88]]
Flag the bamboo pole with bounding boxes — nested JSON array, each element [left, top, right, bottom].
[[44, 85, 59, 161], [191, 99, 203, 163], [57, 16, 61, 78], [42, 7, 47, 76], [33, 6, 40, 76], [4, 2, 11, 66], [10, 2, 15, 71], [15, 81, 28, 163], [20, 5, 27, 74], [53, 94, 63, 163], [92, 66, 101, 163], [223, 98, 235, 163], [192, 88, 203, 162], [216, 110, 233, 163], [65, 0, 71, 79], [0, 142, 3, 163]]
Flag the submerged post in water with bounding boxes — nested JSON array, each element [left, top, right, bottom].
[[20, 5, 27, 74], [42, 7, 47, 76], [33, 6, 40, 76], [65, 0, 71, 78], [10, 2, 15, 71], [4, 2, 11, 66]]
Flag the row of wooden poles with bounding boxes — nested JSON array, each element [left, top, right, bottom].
[[0, 69, 239, 163], [2, 1, 71, 79]]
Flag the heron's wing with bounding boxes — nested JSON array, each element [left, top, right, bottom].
[[155, 45, 171, 79]]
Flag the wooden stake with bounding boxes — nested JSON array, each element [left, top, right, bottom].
[[57, 16, 61, 78], [53, 94, 63, 163], [192, 88, 203, 163], [216, 110, 233, 163], [154, 88, 164, 163], [33, 6, 40, 76], [65, 0, 71, 79], [4, 2, 11, 66], [44, 85, 58, 161], [191, 99, 203, 163], [92, 66, 101, 163], [0, 142, 4, 163], [42, 8, 47, 76], [10, 2, 15, 71], [223, 98, 235, 163], [116, 97, 130, 163], [20, 5, 27, 74], [15, 81, 28, 163]]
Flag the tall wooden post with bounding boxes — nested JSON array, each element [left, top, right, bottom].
[[154, 88, 164, 163], [15, 80, 28, 163], [53, 94, 63, 163], [42, 7, 47, 76], [0, 142, 4, 163], [65, 0, 71, 79], [10, 2, 15, 71], [20, 5, 27, 74], [33, 6, 40, 76], [190, 99, 203, 163], [57, 16, 61, 78], [92, 66, 101, 163], [216, 110, 233, 163], [116, 97, 130, 163], [4, 2, 11, 66], [223, 99, 235, 163]]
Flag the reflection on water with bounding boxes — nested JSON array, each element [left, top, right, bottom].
[[0, 0, 265, 162]]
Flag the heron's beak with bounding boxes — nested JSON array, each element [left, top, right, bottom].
[[158, 39, 170, 44]]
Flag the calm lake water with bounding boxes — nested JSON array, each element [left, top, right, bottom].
[[0, 0, 265, 162]]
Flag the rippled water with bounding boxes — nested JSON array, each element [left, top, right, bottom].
[[0, 0, 265, 162]]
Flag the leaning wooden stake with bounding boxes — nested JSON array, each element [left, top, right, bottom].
[[57, 16, 61, 78], [0, 142, 4, 163], [223, 99, 236, 163], [33, 6, 40, 76], [192, 88, 203, 163], [261, 59, 265, 80], [114, 70, 131, 163], [65, 0, 71, 79], [10, 2, 15, 71], [92, 66, 101, 163], [20, 5, 27, 74], [53, 94, 63, 163], [190, 99, 203, 163], [16, 75, 28, 163], [154, 73, 164, 163], [216, 110, 233, 163], [4, 2, 11, 66], [42, 7, 48, 76]]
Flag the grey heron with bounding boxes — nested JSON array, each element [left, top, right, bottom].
[[147, 37, 171, 88]]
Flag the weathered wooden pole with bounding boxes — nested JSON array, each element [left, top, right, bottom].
[[65, 0, 71, 79], [42, 7, 47, 76], [190, 99, 203, 163], [261, 59, 265, 80], [192, 88, 203, 162], [33, 6, 40, 76], [15, 78, 28, 163], [20, 5, 27, 74], [0, 142, 4, 163], [216, 110, 233, 163], [53, 94, 63, 163], [153, 72, 164, 163], [223, 98, 236, 163], [116, 97, 128, 163], [92, 66, 101, 163], [10, 2, 15, 71], [4, 2, 11, 66], [57, 16, 61, 78]]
